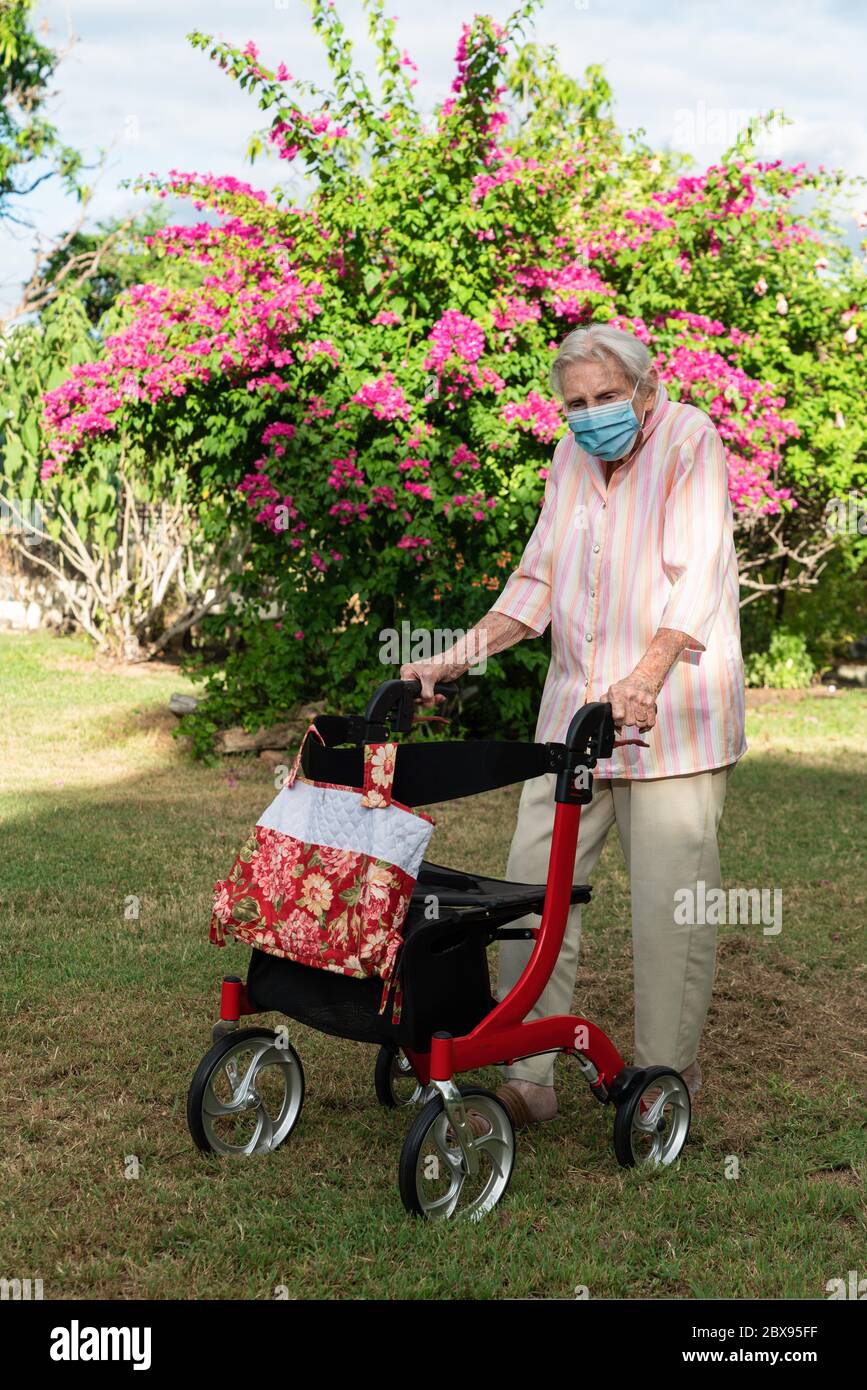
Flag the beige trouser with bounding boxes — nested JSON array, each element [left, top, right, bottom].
[[496, 765, 731, 1086]]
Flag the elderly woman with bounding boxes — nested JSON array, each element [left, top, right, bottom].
[[401, 323, 746, 1130]]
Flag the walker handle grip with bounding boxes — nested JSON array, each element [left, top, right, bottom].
[[364, 678, 458, 735], [403, 678, 459, 701]]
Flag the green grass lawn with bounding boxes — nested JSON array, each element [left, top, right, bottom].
[[1, 630, 864, 1299]]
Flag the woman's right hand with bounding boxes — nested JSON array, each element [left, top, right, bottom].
[[399, 659, 460, 703]]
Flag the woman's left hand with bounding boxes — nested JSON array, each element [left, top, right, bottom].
[[603, 671, 659, 731]]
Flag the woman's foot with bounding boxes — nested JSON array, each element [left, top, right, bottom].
[[640, 1060, 702, 1116], [497, 1078, 559, 1124], [681, 1059, 702, 1099], [447, 1079, 558, 1142]]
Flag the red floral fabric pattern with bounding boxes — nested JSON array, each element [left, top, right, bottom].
[[209, 735, 432, 1024], [361, 741, 397, 807], [210, 824, 412, 979]]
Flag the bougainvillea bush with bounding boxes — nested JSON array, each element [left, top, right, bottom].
[[38, 0, 866, 751]]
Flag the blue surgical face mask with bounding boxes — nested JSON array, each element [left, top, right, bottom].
[[566, 381, 644, 461]]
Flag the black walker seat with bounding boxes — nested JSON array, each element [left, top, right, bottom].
[[244, 688, 594, 1054]]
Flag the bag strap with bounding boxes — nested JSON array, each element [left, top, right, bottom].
[[285, 721, 327, 788], [361, 741, 398, 808]]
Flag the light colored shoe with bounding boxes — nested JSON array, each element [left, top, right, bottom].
[[448, 1081, 558, 1142], [681, 1060, 703, 1101], [639, 1063, 701, 1118], [493, 1081, 559, 1129]]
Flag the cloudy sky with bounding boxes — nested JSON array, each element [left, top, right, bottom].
[[3, 0, 866, 311]]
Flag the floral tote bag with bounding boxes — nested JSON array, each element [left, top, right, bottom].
[[209, 724, 434, 1021]]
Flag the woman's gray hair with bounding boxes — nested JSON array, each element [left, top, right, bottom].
[[549, 324, 654, 399]]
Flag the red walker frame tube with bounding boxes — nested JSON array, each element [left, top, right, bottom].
[[418, 799, 626, 1091], [480, 802, 583, 1030], [219, 976, 254, 1022]]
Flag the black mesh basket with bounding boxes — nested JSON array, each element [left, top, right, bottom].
[[244, 898, 498, 1052]]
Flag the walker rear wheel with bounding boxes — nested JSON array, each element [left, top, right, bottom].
[[187, 1027, 304, 1157], [398, 1086, 515, 1220], [613, 1066, 691, 1168], [374, 1043, 432, 1108]]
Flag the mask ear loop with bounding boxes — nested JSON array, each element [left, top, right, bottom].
[[616, 379, 649, 464], [629, 379, 647, 421], [636, 375, 662, 424], [631, 377, 653, 429]]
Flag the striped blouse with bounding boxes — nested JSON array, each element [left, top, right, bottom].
[[490, 384, 747, 779]]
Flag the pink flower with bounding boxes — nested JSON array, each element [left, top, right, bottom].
[[449, 443, 480, 478], [303, 339, 340, 365], [262, 421, 296, 445], [422, 312, 506, 401], [501, 390, 563, 443], [212, 885, 233, 924], [424, 310, 486, 370], [656, 341, 800, 516], [250, 831, 303, 901], [404, 480, 433, 501], [351, 371, 411, 421], [327, 453, 365, 489], [281, 909, 322, 957], [316, 845, 361, 878], [492, 294, 541, 331], [371, 485, 397, 509]]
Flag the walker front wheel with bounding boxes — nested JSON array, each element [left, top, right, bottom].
[[187, 1027, 304, 1157], [613, 1066, 691, 1168], [398, 1086, 515, 1220]]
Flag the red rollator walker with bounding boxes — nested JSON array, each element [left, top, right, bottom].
[[187, 679, 692, 1219]]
